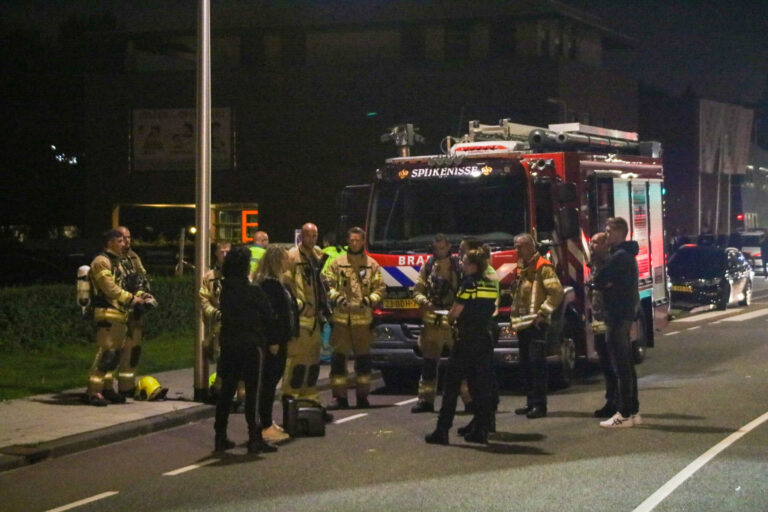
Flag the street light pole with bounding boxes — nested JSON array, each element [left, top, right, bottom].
[[194, 0, 211, 402]]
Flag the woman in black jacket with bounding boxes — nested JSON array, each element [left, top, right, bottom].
[[252, 245, 299, 443], [214, 245, 277, 453]]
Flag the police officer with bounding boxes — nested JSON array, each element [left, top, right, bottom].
[[199, 241, 231, 400], [116, 226, 156, 399], [282, 223, 328, 403], [86, 229, 145, 406], [249, 231, 270, 276], [411, 234, 461, 413], [324, 227, 385, 409], [511, 233, 564, 419], [425, 247, 498, 445]]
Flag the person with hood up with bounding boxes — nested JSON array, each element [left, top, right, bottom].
[[590, 217, 641, 428]]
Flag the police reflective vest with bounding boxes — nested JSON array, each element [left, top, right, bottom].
[[249, 245, 266, 275]]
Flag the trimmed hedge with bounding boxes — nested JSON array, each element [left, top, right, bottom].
[[0, 276, 195, 353]]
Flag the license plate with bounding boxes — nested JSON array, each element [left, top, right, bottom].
[[383, 298, 420, 309], [671, 285, 692, 293]]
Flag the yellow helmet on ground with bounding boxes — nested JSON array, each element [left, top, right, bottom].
[[135, 376, 168, 401]]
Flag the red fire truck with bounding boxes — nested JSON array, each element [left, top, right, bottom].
[[339, 120, 668, 388]]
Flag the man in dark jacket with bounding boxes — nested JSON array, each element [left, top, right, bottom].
[[591, 217, 640, 428]]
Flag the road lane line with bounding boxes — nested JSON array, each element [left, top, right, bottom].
[[45, 491, 119, 512], [632, 410, 768, 512], [395, 397, 419, 406], [686, 326, 700, 331], [719, 309, 768, 322], [163, 458, 220, 476], [663, 331, 680, 336], [333, 413, 368, 424], [672, 310, 734, 323]]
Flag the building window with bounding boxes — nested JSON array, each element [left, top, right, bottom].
[[401, 25, 425, 62], [241, 32, 265, 67], [283, 30, 306, 66], [490, 20, 516, 58], [444, 22, 470, 60]]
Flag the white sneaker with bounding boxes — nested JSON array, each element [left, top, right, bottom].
[[600, 412, 634, 428], [632, 414, 642, 425], [262, 424, 290, 443]]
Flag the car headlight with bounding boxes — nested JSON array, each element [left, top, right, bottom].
[[697, 277, 722, 286]]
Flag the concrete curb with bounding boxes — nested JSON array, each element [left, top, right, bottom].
[[0, 371, 382, 474]]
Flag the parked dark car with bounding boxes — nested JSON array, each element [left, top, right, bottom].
[[669, 245, 753, 310]]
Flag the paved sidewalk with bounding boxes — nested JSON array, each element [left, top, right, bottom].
[[0, 364, 378, 474]]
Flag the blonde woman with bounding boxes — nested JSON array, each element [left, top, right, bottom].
[[253, 245, 299, 443]]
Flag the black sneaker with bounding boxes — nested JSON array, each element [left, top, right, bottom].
[[514, 405, 531, 416], [457, 419, 475, 436], [102, 389, 126, 404], [425, 430, 449, 445], [356, 397, 371, 409], [463, 430, 488, 444], [411, 400, 435, 414], [526, 405, 547, 419], [87, 394, 109, 407]]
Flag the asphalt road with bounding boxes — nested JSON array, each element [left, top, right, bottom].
[[2, 284, 768, 512]]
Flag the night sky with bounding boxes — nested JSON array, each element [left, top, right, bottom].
[[565, 0, 768, 104]]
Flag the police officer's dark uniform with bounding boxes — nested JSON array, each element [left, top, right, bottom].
[[426, 257, 498, 445]]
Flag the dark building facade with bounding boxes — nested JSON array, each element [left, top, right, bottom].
[[81, 0, 638, 240]]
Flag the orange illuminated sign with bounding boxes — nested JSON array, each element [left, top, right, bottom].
[[241, 210, 259, 243]]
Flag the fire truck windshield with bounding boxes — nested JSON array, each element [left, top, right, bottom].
[[368, 172, 529, 252]]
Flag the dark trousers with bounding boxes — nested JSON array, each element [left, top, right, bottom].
[[259, 342, 287, 428], [518, 325, 548, 408], [604, 319, 639, 417], [437, 333, 494, 434], [594, 333, 618, 409], [215, 345, 263, 434]]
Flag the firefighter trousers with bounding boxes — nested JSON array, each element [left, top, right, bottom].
[[115, 317, 142, 394], [88, 319, 128, 396], [282, 325, 322, 402], [329, 322, 373, 399]]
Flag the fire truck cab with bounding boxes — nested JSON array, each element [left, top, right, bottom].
[[341, 120, 668, 388]]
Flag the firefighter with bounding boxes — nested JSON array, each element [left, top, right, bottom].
[[86, 229, 145, 406], [324, 227, 385, 409], [282, 223, 329, 403], [511, 233, 564, 419], [199, 241, 231, 401], [425, 247, 498, 445], [410, 233, 461, 413], [249, 231, 270, 276], [116, 226, 157, 399]]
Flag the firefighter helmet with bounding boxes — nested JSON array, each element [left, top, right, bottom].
[[135, 376, 168, 401]]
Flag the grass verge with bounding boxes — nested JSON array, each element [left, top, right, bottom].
[[0, 329, 195, 401]]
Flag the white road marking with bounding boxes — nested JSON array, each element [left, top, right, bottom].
[[163, 458, 220, 476], [663, 331, 680, 336], [395, 397, 419, 406], [333, 413, 368, 424], [686, 326, 700, 331], [632, 410, 768, 512], [45, 491, 119, 512], [718, 309, 768, 322], [672, 310, 734, 323]]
